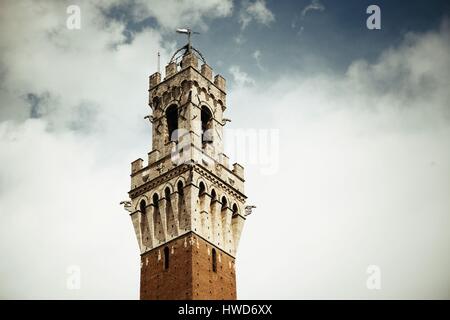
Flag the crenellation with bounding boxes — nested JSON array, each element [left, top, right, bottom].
[[148, 149, 160, 164], [181, 52, 198, 70], [201, 63, 213, 80], [214, 74, 226, 91], [165, 62, 177, 79], [220, 153, 229, 169], [131, 158, 143, 174], [149, 72, 161, 89]]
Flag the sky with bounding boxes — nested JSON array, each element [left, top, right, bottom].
[[0, 0, 449, 299]]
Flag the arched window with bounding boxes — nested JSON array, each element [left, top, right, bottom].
[[166, 105, 178, 142], [177, 181, 184, 196], [201, 106, 213, 144], [199, 181, 206, 195], [232, 204, 238, 216], [212, 248, 217, 272], [139, 199, 149, 246], [221, 196, 227, 210], [211, 189, 216, 201], [164, 246, 169, 270], [140, 200, 146, 214], [153, 193, 159, 208], [198, 182, 206, 211], [164, 187, 171, 200]]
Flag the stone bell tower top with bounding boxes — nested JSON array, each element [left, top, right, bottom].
[[126, 32, 248, 299], [128, 38, 246, 259]]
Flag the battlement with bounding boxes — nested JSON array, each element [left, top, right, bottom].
[[148, 53, 226, 92]]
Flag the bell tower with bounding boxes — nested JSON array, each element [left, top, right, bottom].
[[126, 35, 247, 300]]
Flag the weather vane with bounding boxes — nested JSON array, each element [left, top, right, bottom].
[[170, 27, 206, 64]]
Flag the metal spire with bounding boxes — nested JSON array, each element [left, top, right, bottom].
[[170, 27, 206, 64]]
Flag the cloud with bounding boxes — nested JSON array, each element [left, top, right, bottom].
[[0, 120, 139, 298], [228, 22, 450, 299], [229, 65, 256, 86], [0, 0, 166, 298], [108, 0, 233, 31], [301, 0, 325, 17], [239, 0, 275, 30], [252, 50, 265, 70], [234, 34, 246, 45]]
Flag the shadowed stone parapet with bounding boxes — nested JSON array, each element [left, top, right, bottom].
[[149, 72, 161, 89], [201, 63, 212, 81], [131, 158, 143, 174], [165, 62, 177, 79], [214, 74, 226, 91], [181, 52, 198, 70]]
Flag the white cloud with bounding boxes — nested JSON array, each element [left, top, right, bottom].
[[117, 0, 233, 31], [228, 23, 450, 299], [239, 0, 275, 30], [252, 49, 264, 70], [0, 0, 234, 299], [253, 49, 261, 60], [229, 65, 255, 86], [0, 0, 165, 298], [301, 0, 325, 17], [234, 34, 246, 45]]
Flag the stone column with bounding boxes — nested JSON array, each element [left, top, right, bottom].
[[146, 204, 156, 248], [231, 213, 245, 255], [211, 200, 222, 246], [200, 193, 212, 240], [222, 206, 233, 253], [130, 211, 142, 253], [158, 198, 168, 242], [183, 184, 199, 231], [170, 191, 180, 236]]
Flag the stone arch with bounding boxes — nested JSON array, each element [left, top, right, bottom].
[[198, 181, 206, 195], [151, 96, 160, 110], [195, 177, 208, 194], [152, 192, 160, 206], [138, 197, 151, 247], [201, 105, 214, 145], [135, 194, 149, 210], [176, 179, 185, 195], [210, 188, 217, 201], [165, 103, 179, 142], [220, 195, 228, 208], [200, 103, 214, 116], [153, 192, 164, 243], [232, 203, 238, 216], [163, 100, 180, 112], [180, 79, 191, 92], [176, 179, 186, 230], [139, 199, 147, 214], [162, 182, 174, 195], [164, 186, 171, 200]]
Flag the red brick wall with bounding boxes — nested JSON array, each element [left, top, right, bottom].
[[140, 232, 236, 300]]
